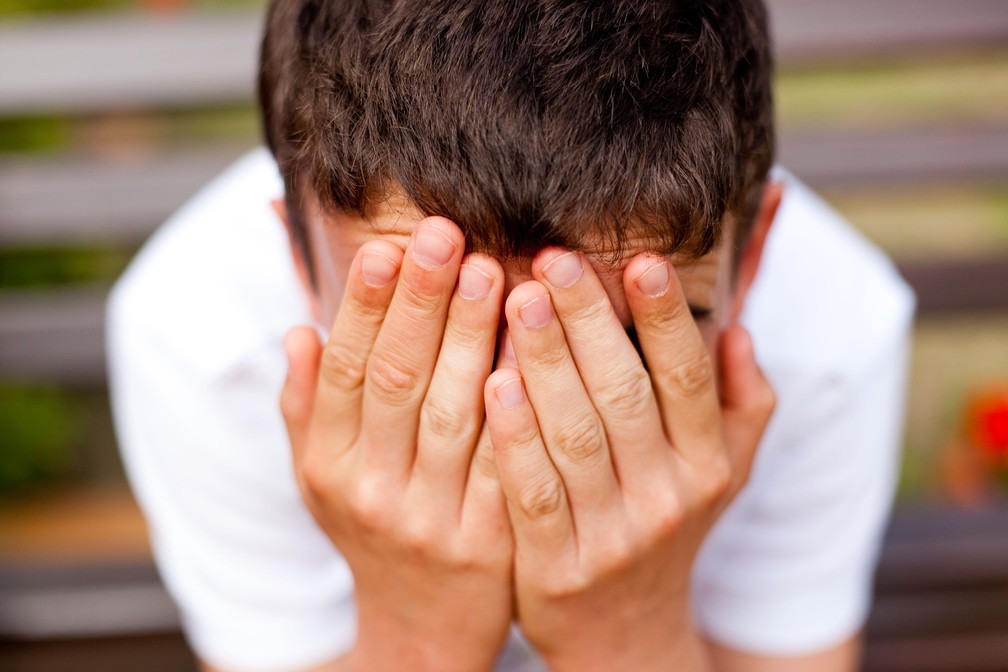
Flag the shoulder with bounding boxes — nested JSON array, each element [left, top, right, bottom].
[[107, 148, 308, 380], [742, 168, 916, 390]]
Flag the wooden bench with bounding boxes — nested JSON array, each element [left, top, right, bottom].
[[1, 2, 1007, 670], [3, 503, 1007, 671]]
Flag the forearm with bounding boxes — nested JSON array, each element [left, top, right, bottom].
[[544, 605, 713, 672], [203, 642, 495, 672]]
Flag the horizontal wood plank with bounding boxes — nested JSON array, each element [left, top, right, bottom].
[[1, 0, 1007, 115], [4, 126, 1006, 247], [4, 502, 1007, 671], [0, 145, 250, 246], [0, 286, 107, 386], [864, 632, 1008, 672], [0, 12, 262, 115], [900, 258, 1008, 317]]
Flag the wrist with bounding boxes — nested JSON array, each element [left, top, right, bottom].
[[347, 638, 497, 672], [352, 607, 502, 672], [543, 602, 711, 672]]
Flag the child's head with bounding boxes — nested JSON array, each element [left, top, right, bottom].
[[259, 0, 777, 344]]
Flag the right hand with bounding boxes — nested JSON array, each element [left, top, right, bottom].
[[279, 217, 514, 672]]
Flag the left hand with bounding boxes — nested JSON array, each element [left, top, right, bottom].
[[483, 248, 776, 671]]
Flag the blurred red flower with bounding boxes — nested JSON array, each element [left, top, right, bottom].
[[966, 385, 1008, 467]]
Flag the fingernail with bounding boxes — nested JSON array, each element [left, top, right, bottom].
[[518, 295, 553, 328], [541, 251, 583, 289], [495, 377, 525, 409], [413, 226, 456, 269], [634, 260, 669, 297], [500, 330, 517, 365], [458, 263, 493, 300], [361, 251, 398, 287]]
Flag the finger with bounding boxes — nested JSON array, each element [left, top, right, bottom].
[[497, 328, 517, 369], [623, 253, 722, 464], [718, 325, 776, 478], [361, 217, 465, 475], [459, 327, 519, 526], [280, 325, 323, 463], [314, 240, 403, 446], [413, 253, 505, 514], [532, 248, 666, 484], [485, 368, 576, 563], [461, 422, 510, 532], [505, 281, 622, 522]]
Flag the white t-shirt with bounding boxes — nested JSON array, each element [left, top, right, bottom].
[[107, 148, 914, 671]]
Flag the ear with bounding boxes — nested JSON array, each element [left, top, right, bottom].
[[728, 180, 783, 323], [271, 198, 321, 320]]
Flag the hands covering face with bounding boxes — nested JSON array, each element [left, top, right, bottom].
[[280, 216, 775, 672]]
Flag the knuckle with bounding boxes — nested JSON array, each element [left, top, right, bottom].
[[564, 297, 611, 331], [590, 537, 634, 577], [365, 354, 419, 405], [279, 384, 305, 426], [758, 383, 777, 417], [345, 477, 392, 532], [700, 455, 733, 504], [663, 351, 713, 398], [421, 396, 475, 440], [443, 311, 487, 352], [645, 499, 685, 540], [529, 341, 569, 369], [648, 489, 685, 539], [398, 275, 446, 316], [397, 517, 442, 556], [731, 458, 755, 495], [553, 414, 606, 463], [472, 437, 499, 480], [640, 297, 690, 333], [299, 447, 332, 500], [505, 421, 545, 453], [594, 367, 653, 417], [319, 343, 366, 393], [348, 292, 391, 321], [517, 477, 565, 520], [541, 569, 591, 600]]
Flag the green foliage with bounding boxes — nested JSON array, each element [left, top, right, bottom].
[[0, 247, 131, 289], [0, 0, 265, 16], [0, 116, 69, 153], [0, 386, 82, 495], [0, 0, 130, 15]]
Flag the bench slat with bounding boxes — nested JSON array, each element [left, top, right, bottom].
[[864, 632, 1008, 672], [0, 12, 262, 115], [1, 0, 1007, 115], [4, 127, 1006, 247], [0, 286, 106, 386], [0, 146, 248, 246]]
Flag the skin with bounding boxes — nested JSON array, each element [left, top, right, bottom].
[[201, 182, 862, 672]]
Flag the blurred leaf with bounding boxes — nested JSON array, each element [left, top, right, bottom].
[[0, 386, 82, 495], [0, 116, 69, 153], [0, 0, 130, 15], [0, 247, 131, 289], [0, 0, 264, 15]]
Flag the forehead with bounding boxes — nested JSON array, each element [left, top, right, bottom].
[[353, 190, 728, 275], [306, 189, 730, 322]]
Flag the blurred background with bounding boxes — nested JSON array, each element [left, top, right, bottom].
[[0, 0, 1006, 670]]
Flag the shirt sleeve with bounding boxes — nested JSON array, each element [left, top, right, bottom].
[[106, 278, 357, 671], [690, 309, 914, 656]]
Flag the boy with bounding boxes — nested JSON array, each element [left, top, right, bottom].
[[108, 1, 914, 670]]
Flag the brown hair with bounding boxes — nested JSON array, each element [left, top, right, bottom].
[[259, 0, 774, 279]]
